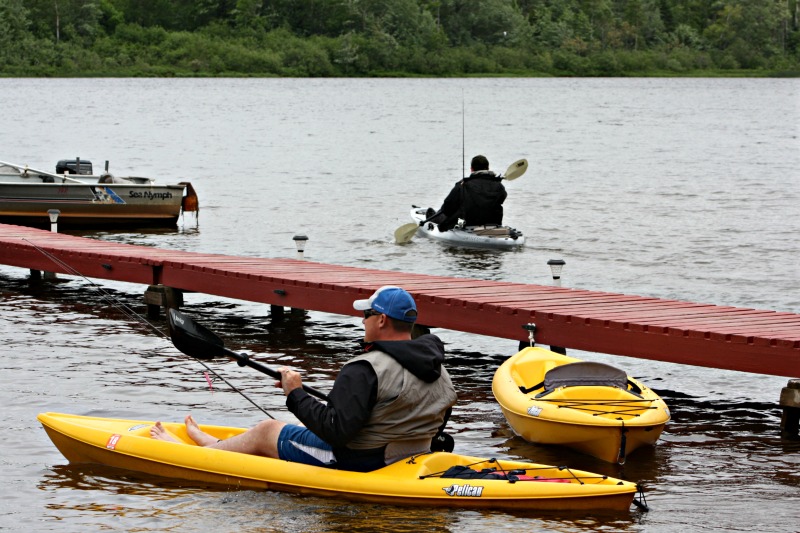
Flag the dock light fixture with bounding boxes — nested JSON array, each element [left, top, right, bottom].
[[43, 209, 62, 279], [47, 209, 61, 233], [547, 259, 565, 287], [545, 259, 568, 354], [293, 234, 308, 259]]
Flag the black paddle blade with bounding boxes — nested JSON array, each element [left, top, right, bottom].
[[168, 308, 227, 360]]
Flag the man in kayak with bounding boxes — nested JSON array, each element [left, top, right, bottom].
[[433, 154, 507, 232], [151, 286, 457, 472]]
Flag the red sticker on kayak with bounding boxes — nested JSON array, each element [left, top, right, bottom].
[[106, 434, 121, 450]]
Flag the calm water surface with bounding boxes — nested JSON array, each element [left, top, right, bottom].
[[0, 78, 798, 532]]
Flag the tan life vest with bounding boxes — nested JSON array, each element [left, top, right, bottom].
[[344, 350, 457, 461]]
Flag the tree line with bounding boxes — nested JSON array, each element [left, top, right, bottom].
[[1, 0, 799, 77]]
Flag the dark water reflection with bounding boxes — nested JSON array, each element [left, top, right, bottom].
[[439, 247, 517, 277]]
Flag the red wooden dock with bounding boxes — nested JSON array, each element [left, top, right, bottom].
[[1, 223, 798, 377]]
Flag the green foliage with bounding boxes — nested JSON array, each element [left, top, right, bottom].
[[265, 0, 353, 37], [98, 0, 124, 33], [113, 23, 169, 46], [0, 0, 34, 66], [437, 0, 531, 46], [0, 0, 797, 77]]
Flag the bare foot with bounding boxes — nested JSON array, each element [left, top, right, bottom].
[[150, 421, 180, 443], [184, 415, 219, 447]]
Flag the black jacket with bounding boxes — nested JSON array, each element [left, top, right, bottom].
[[438, 171, 507, 231]]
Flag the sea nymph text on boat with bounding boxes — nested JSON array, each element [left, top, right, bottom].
[[129, 190, 174, 200]]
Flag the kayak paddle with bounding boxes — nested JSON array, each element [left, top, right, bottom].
[[394, 158, 528, 244], [168, 308, 330, 402], [394, 222, 421, 245], [502, 158, 528, 181]]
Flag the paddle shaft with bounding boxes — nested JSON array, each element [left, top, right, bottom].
[[220, 345, 330, 402], [462, 92, 465, 179], [168, 309, 330, 414]]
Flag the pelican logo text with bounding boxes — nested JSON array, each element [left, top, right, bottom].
[[443, 484, 484, 497]]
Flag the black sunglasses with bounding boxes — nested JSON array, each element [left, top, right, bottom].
[[363, 309, 382, 319]]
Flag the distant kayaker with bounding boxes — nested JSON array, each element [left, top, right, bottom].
[[151, 286, 458, 472], [432, 154, 507, 231]]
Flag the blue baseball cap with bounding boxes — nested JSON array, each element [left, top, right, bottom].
[[353, 286, 417, 323]]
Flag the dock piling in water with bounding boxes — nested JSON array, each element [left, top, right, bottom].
[[780, 379, 800, 439], [144, 285, 183, 319]]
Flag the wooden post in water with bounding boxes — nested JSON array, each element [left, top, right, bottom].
[[270, 296, 286, 321], [144, 285, 184, 319], [780, 379, 800, 439]]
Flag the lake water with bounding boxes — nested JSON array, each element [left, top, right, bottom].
[[0, 78, 798, 532]]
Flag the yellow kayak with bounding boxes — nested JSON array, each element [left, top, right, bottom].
[[38, 412, 642, 511], [492, 348, 670, 464]]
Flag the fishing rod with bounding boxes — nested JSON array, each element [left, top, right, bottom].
[[22, 238, 276, 418], [462, 89, 466, 178]]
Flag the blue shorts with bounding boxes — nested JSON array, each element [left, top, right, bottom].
[[277, 424, 335, 467]]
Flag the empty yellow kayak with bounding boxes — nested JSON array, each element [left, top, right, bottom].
[[492, 347, 670, 464], [38, 412, 642, 511]]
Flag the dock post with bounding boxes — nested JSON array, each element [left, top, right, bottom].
[[270, 304, 286, 320], [144, 285, 183, 319], [289, 234, 309, 317], [43, 209, 61, 280], [412, 324, 431, 339], [546, 259, 567, 355], [780, 379, 800, 439]]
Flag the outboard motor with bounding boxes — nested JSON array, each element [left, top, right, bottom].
[[56, 159, 93, 175]]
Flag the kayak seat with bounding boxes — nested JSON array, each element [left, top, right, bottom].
[[467, 226, 522, 240], [470, 226, 510, 237], [544, 362, 628, 389], [519, 362, 642, 398]]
